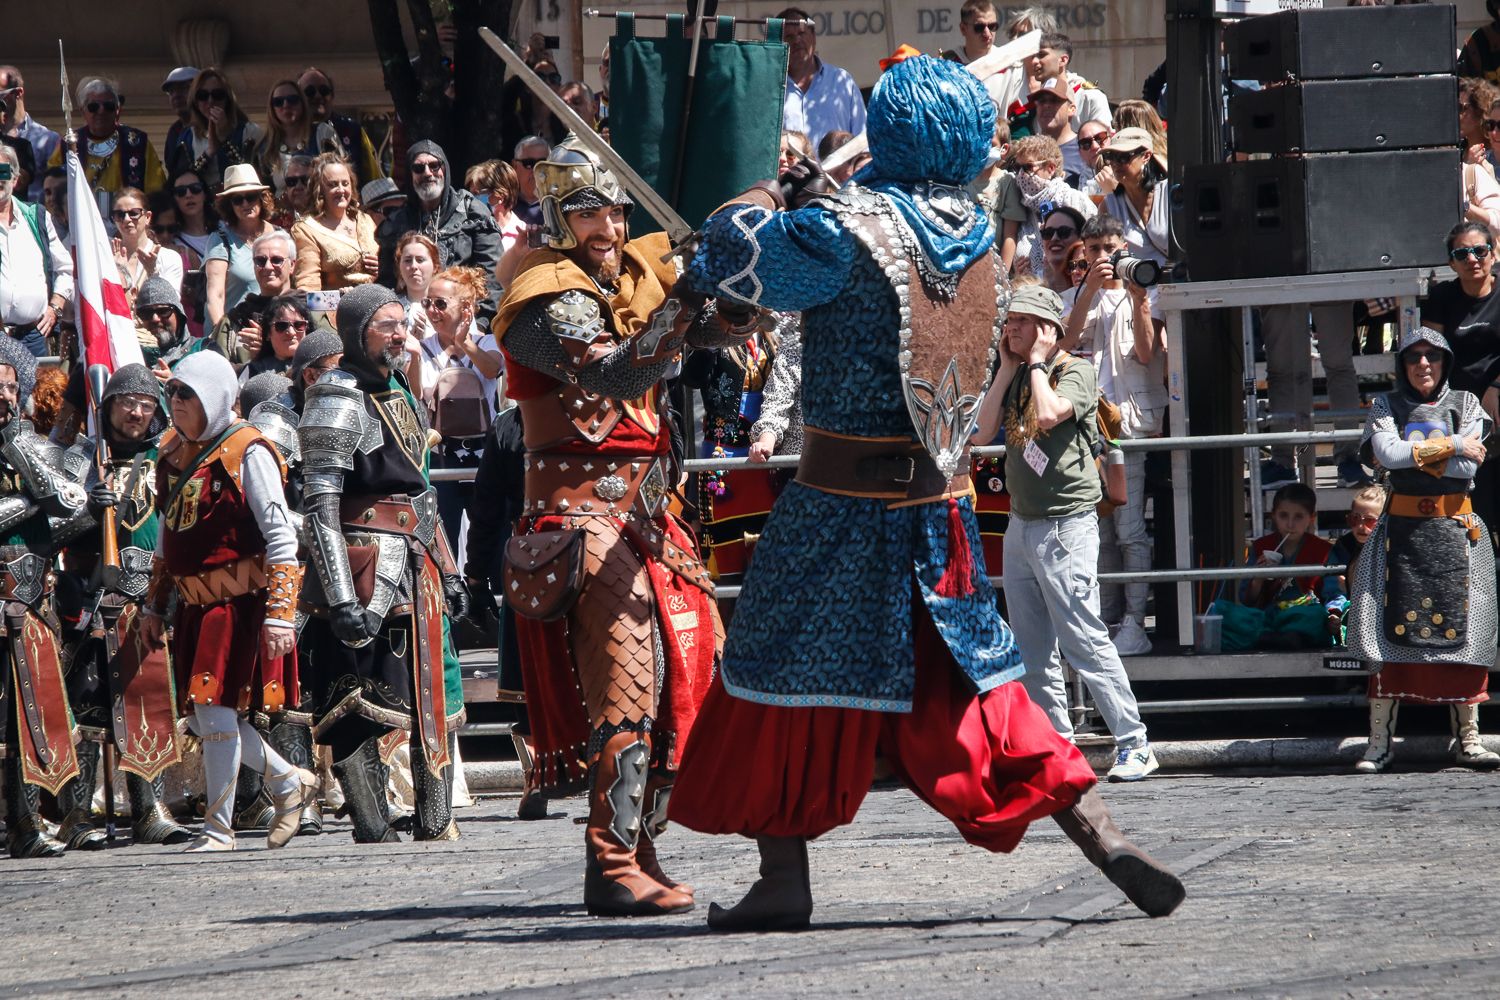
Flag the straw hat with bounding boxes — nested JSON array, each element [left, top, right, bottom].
[[219, 163, 269, 197]]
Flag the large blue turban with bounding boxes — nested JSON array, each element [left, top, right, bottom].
[[864, 55, 996, 187]]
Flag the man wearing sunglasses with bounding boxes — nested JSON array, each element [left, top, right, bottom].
[[47, 77, 166, 201], [0, 143, 74, 359], [210, 231, 299, 365], [376, 141, 500, 322], [939, 0, 1023, 109], [0, 66, 59, 202], [511, 135, 550, 228], [298, 285, 468, 845], [50, 363, 194, 848], [294, 67, 382, 187], [0, 336, 90, 857], [159, 66, 198, 157]]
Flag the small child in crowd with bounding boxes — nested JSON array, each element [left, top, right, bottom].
[[1241, 483, 1333, 610], [1320, 484, 1387, 637]]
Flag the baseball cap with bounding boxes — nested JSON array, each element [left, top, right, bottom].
[[1034, 76, 1073, 102], [161, 67, 199, 91]]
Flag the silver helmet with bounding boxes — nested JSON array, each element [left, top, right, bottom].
[[534, 136, 633, 251]]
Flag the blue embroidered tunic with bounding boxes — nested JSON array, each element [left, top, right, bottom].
[[685, 194, 1023, 710]]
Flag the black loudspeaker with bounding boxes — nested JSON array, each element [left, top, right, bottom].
[[1230, 77, 1459, 154], [1178, 150, 1460, 281], [1223, 5, 1456, 82]]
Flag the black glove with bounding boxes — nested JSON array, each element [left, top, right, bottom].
[[330, 602, 374, 644], [778, 155, 836, 208], [86, 483, 118, 518], [669, 272, 709, 320], [443, 575, 469, 621]]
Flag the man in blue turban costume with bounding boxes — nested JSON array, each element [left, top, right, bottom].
[[671, 56, 1185, 930]]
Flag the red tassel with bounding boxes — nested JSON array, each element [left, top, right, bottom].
[[934, 497, 977, 598]]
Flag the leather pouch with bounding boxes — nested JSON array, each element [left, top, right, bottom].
[[503, 530, 586, 621], [347, 544, 378, 608]]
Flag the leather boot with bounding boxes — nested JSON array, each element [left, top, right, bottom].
[[1355, 698, 1398, 774], [270, 718, 323, 835], [4, 756, 66, 858], [126, 773, 193, 845], [333, 738, 400, 844], [412, 731, 460, 842], [706, 836, 813, 932], [1052, 787, 1186, 918], [583, 731, 693, 917], [634, 772, 693, 897], [55, 740, 107, 850], [1451, 703, 1500, 769], [232, 763, 273, 831]]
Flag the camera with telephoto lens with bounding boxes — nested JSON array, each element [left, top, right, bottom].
[[1109, 249, 1161, 289]]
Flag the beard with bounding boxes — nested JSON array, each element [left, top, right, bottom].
[[572, 235, 626, 285], [379, 345, 405, 371], [415, 179, 444, 204]]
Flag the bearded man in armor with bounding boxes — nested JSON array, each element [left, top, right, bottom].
[[0, 337, 88, 857], [298, 285, 468, 844], [51, 363, 192, 847], [492, 138, 737, 917], [671, 57, 1186, 930]]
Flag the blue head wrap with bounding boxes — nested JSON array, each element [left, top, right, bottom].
[[850, 56, 997, 276]]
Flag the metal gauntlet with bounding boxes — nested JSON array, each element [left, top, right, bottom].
[[1, 422, 86, 517], [301, 478, 357, 610]]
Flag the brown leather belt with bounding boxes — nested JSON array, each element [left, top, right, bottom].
[[523, 453, 669, 519], [175, 556, 268, 605], [795, 427, 969, 504], [1388, 494, 1472, 518], [342, 494, 423, 536]]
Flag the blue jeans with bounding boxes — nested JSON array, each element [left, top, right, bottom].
[[1003, 509, 1149, 750], [8, 326, 48, 358]]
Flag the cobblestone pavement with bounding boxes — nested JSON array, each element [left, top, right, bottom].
[[3, 769, 1499, 999]]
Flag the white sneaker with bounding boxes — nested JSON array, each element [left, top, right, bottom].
[[1107, 744, 1159, 782], [1112, 617, 1153, 657]]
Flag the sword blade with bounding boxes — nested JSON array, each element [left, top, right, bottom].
[[477, 27, 696, 244], [58, 39, 72, 136]]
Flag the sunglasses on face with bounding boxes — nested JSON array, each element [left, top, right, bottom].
[[165, 383, 197, 401], [252, 255, 287, 268], [196, 88, 228, 103], [137, 305, 176, 320], [173, 182, 204, 197], [303, 84, 333, 99], [1066, 259, 1090, 273], [539, 71, 562, 85], [1014, 161, 1048, 174], [1078, 133, 1112, 150], [1040, 225, 1076, 241], [1349, 514, 1380, 529], [516, 157, 543, 169], [1404, 349, 1444, 364], [412, 161, 443, 175], [284, 175, 310, 188], [1485, 120, 1500, 133], [271, 94, 302, 108], [272, 319, 309, 334], [85, 101, 118, 114], [969, 20, 998, 32], [423, 296, 453, 312], [111, 208, 145, 221], [1450, 244, 1493, 261], [1101, 150, 1146, 167], [231, 193, 261, 206]]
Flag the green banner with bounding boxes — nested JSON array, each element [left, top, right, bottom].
[[609, 13, 787, 234]]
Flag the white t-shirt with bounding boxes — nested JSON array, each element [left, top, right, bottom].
[[1062, 284, 1167, 438]]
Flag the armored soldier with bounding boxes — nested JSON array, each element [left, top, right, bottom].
[[139, 351, 314, 852], [672, 56, 1184, 929], [492, 138, 734, 917], [0, 338, 87, 857], [298, 285, 467, 844], [52, 363, 192, 847]]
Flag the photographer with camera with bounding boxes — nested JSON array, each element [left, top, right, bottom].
[[1097, 127, 1169, 269], [1063, 215, 1167, 657]]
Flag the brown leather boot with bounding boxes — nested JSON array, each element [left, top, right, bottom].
[[634, 773, 693, 897], [706, 836, 813, 932], [1053, 787, 1185, 918], [583, 732, 694, 917]]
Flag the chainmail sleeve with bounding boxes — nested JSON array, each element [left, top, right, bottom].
[[504, 297, 685, 401]]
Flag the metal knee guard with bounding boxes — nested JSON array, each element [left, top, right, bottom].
[[411, 731, 459, 841]]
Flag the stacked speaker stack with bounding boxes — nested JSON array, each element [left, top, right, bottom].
[[1179, 4, 1460, 281]]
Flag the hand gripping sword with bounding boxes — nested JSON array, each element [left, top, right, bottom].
[[478, 28, 697, 249]]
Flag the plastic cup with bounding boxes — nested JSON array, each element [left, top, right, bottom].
[[1262, 550, 1284, 566], [1193, 613, 1224, 655]]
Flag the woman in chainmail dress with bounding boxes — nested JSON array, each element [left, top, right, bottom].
[[1347, 327, 1500, 773]]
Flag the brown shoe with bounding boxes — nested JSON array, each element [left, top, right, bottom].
[[582, 732, 693, 917], [706, 836, 812, 932], [1053, 788, 1185, 918]]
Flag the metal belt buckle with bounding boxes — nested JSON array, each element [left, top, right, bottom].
[[891, 456, 915, 484]]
